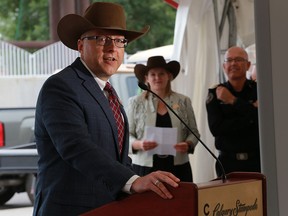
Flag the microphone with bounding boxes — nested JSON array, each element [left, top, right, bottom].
[[138, 82, 227, 182]]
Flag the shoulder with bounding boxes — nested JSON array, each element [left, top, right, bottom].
[[171, 92, 192, 103], [128, 93, 146, 107], [243, 80, 257, 94], [43, 69, 68, 87], [206, 91, 215, 104], [129, 93, 144, 102], [206, 84, 220, 103], [247, 79, 257, 88], [208, 83, 220, 90]]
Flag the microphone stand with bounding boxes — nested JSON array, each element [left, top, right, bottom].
[[138, 82, 227, 182]]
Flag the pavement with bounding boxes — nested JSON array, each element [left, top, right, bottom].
[[0, 193, 33, 216]]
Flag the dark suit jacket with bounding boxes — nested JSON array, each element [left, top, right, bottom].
[[33, 58, 135, 216]]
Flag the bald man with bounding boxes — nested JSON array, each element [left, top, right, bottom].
[[206, 46, 260, 177]]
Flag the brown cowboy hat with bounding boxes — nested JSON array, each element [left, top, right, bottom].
[[134, 56, 180, 83], [57, 2, 150, 50]]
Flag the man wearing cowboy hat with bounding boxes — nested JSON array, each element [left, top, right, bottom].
[[33, 3, 179, 216], [127, 56, 200, 182]]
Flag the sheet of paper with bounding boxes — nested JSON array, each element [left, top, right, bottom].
[[143, 126, 177, 156]]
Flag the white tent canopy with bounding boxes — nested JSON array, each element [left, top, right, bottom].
[[127, 0, 256, 183], [171, 0, 255, 183], [171, 0, 219, 183]]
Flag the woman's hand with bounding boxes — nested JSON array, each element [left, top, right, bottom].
[[174, 142, 189, 153], [132, 140, 158, 151]]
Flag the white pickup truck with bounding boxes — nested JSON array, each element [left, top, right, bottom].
[[0, 64, 138, 205], [0, 107, 37, 205]]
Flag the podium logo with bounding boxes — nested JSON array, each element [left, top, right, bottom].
[[203, 198, 258, 215]]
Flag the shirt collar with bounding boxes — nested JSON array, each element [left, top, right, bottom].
[[80, 58, 108, 91]]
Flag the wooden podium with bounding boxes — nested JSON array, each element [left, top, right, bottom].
[[81, 172, 266, 216]]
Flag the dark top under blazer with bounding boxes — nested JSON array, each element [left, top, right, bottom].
[[33, 58, 134, 216]]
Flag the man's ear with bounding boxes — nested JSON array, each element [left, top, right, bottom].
[[77, 39, 83, 53]]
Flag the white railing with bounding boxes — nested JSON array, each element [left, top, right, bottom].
[[0, 40, 79, 77]]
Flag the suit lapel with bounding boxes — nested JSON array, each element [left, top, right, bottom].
[[71, 59, 122, 156]]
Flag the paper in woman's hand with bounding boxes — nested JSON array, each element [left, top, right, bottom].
[[144, 126, 177, 156]]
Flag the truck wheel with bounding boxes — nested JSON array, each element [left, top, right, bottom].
[[25, 174, 36, 205], [0, 186, 15, 205]]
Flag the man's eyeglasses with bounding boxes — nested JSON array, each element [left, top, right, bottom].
[[224, 57, 248, 63], [81, 36, 128, 48]]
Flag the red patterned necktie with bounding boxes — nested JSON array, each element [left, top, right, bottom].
[[104, 82, 124, 154]]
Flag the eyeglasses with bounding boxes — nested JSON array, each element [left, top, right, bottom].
[[81, 36, 128, 48], [224, 57, 248, 63]]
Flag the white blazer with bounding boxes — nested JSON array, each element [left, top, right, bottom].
[[127, 92, 200, 167]]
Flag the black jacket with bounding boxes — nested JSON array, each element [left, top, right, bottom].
[[33, 58, 134, 216], [206, 80, 259, 153]]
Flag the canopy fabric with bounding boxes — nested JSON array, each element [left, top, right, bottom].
[[233, 0, 255, 48], [171, 0, 219, 183], [171, 0, 255, 183]]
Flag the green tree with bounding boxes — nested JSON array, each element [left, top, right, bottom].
[[0, 0, 49, 41], [0, 0, 175, 54]]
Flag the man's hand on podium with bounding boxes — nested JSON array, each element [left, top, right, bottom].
[[130, 171, 180, 199]]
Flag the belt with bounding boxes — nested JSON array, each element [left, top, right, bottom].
[[219, 151, 259, 161]]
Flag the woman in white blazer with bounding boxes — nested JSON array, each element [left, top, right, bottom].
[[127, 56, 200, 182]]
